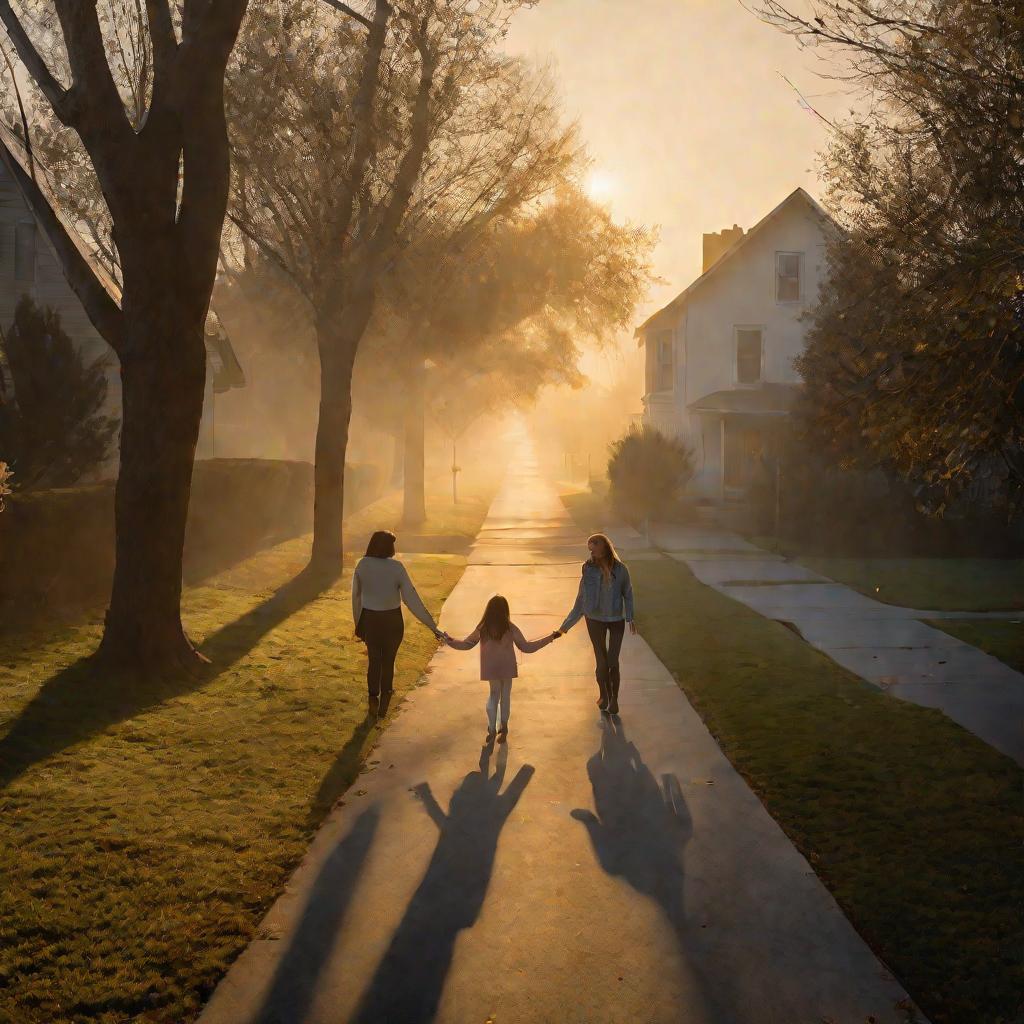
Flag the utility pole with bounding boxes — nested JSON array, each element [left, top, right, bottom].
[[451, 440, 460, 503]]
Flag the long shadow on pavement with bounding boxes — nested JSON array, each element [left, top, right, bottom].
[[307, 714, 377, 828], [573, 717, 738, 1022], [351, 742, 534, 1024], [252, 804, 381, 1024], [0, 568, 330, 790]]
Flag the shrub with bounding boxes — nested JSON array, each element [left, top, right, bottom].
[[607, 423, 695, 534], [0, 458, 386, 623], [749, 434, 1024, 556], [0, 296, 117, 489]]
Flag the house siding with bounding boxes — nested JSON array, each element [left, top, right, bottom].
[[641, 192, 833, 499], [0, 161, 122, 464]]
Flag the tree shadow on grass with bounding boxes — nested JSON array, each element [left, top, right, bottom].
[[351, 742, 534, 1024], [251, 803, 381, 1024], [0, 567, 332, 790]]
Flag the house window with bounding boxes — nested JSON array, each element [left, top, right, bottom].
[[649, 329, 674, 392], [15, 222, 36, 283], [775, 251, 802, 302], [735, 327, 763, 385]]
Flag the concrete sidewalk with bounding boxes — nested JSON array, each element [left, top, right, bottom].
[[200, 436, 919, 1024], [632, 523, 1023, 766]]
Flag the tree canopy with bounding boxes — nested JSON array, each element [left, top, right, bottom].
[[760, 0, 1024, 518]]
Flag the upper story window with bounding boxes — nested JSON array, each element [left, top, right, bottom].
[[15, 222, 36, 283], [775, 251, 802, 303], [736, 327, 763, 385], [649, 328, 674, 392]]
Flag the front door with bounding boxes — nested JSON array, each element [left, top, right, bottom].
[[722, 419, 764, 495]]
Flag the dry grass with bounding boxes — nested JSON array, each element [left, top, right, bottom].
[[0, 537, 466, 1023]]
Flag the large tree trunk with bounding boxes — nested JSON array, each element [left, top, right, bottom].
[[390, 425, 404, 488], [98, 299, 208, 671], [309, 302, 371, 576], [402, 359, 426, 526]]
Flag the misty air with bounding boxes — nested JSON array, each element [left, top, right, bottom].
[[0, 3, 1020, 1024]]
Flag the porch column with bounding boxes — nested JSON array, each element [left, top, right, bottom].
[[719, 415, 726, 504]]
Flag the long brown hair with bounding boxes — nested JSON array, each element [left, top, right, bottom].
[[477, 595, 512, 641], [588, 533, 619, 581], [365, 530, 396, 558]]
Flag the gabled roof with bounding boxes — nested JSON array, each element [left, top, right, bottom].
[[636, 188, 840, 339], [0, 126, 245, 391], [0, 122, 122, 305]]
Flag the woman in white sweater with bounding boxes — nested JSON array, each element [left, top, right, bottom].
[[352, 530, 443, 716]]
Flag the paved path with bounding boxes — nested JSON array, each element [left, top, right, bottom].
[[201, 434, 919, 1024], [631, 523, 1023, 766]]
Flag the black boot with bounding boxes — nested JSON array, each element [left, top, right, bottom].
[[596, 682, 609, 711]]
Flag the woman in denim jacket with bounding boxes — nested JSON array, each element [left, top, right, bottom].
[[557, 533, 635, 714]]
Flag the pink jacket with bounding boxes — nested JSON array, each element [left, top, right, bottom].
[[447, 623, 554, 680]]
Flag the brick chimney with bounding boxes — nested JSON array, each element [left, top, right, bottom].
[[702, 224, 745, 273]]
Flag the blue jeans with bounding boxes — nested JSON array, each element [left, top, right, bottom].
[[586, 617, 625, 697]]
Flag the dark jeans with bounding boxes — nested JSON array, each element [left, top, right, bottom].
[[358, 608, 404, 698], [585, 617, 625, 697]]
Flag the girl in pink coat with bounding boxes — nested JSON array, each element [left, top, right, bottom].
[[445, 595, 559, 742]]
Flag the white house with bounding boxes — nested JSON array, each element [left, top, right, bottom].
[[0, 136, 243, 473], [638, 187, 838, 501]]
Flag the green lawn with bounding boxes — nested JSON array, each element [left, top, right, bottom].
[[0, 537, 466, 1024], [564, 495, 1023, 1024], [928, 619, 1024, 674], [752, 549, 1024, 612]]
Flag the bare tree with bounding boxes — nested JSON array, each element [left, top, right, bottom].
[[0, 1, 248, 669], [227, 0, 569, 572]]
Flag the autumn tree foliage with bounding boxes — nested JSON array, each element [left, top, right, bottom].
[[227, 0, 569, 571], [368, 186, 656, 522], [759, 0, 1024, 519]]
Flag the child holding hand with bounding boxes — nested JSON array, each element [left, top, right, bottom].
[[445, 594, 559, 742]]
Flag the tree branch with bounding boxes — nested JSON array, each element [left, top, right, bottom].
[[319, 0, 375, 30], [0, 140, 125, 354], [53, 0, 133, 141], [0, 2, 74, 123], [328, 0, 392, 254], [370, 23, 436, 261], [146, 0, 178, 87]]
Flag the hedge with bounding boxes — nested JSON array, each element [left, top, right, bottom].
[[0, 459, 382, 620]]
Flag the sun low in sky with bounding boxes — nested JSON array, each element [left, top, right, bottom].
[[584, 168, 618, 203], [506, 0, 835, 318]]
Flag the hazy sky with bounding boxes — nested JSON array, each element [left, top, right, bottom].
[[506, 0, 837, 320]]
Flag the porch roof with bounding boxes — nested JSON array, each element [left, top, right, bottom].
[[688, 383, 799, 416]]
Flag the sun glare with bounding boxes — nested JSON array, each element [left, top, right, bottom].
[[585, 169, 617, 203]]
